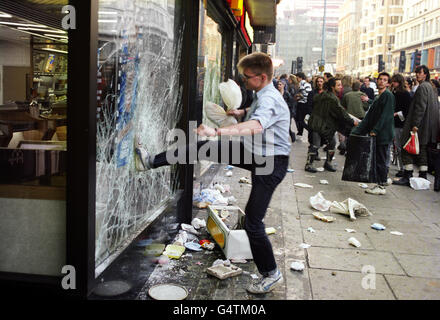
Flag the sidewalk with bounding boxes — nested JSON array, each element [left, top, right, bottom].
[[134, 133, 440, 300]]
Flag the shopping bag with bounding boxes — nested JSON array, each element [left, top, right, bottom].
[[403, 131, 420, 155], [342, 134, 377, 183]]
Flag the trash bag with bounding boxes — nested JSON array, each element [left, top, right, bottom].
[[342, 134, 377, 183], [409, 177, 431, 190]]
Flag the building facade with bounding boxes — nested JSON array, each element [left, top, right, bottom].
[[392, 0, 440, 78]]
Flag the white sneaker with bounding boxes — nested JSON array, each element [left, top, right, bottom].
[[246, 269, 283, 294], [365, 185, 386, 195], [134, 137, 151, 171], [384, 178, 392, 186]]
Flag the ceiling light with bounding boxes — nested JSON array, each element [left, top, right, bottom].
[[0, 12, 13, 18], [40, 47, 68, 54], [18, 27, 66, 33]]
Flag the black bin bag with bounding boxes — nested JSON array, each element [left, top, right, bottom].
[[342, 134, 377, 183]]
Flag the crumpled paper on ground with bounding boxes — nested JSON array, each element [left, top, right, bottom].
[[193, 188, 229, 207], [310, 192, 333, 211], [409, 177, 431, 190], [329, 198, 372, 220]]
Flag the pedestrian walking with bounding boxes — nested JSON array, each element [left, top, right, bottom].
[[394, 65, 440, 186], [308, 77, 358, 172], [341, 80, 369, 120], [294, 72, 312, 136], [135, 52, 290, 294], [391, 73, 412, 177]]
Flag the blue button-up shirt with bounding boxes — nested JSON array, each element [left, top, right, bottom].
[[243, 82, 291, 156]]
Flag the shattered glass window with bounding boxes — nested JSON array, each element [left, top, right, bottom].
[[96, 0, 182, 272]]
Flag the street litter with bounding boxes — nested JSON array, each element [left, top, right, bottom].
[[194, 202, 209, 209], [212, 259, 231, 267], [310, 192, 333, 211], [191, 218, 206, 230], [136, 239, 153, 247], [265, 227, 277, 235], [163, 244, 185, 259], [199, 239, 215, 250], [193, 188, 229, 207], [330, 198, 372, 220], [250, 274, 259, 279], [239, 177, 251, 184], [305, 175, 316, 178], [348, 237, 361, 247], [299, 243, 311, 249], [320, 180, 329, 185], [196, 261, 203, 265], [224, 165, 234, 170], [294, 183, 314, 189], [321, 156, 327, 160], [148, 284, 188, 300], [173, 231, 188, 246], [290, 261, 305, 271], [316, 167, 324, 172], [220, 209, 230, 219], [214, 184, 226, 193], [181, 223, 200, 235], [230, 258, 247, 264], [287, 169, 295, 173], [155, 255, 170, 265], [371, 223, 386, 230], [226, 171, 233, 177], [409, 177, 431, 190], [390, 231, 403, 236], [184, 242, 202, 251], [313, 212, 336, 222], [345, 229, 356, 233], [307, 227, 316, 233], [206, 264, 242, 280], [358, 183, 368, 189], [227, 196, 237, 204], [144, 243, 165, 256]]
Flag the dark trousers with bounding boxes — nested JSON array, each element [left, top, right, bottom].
[[376, 144, 390, 185], [296, 102, 311, 135], [152, 139, 289, 275]]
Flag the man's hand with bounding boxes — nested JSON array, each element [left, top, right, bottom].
[[412, 126, 418, 133], [370, 132, 376, 136], [353, 120, 359, 126], [361, 95, 369, 102], [195, 124, 216, 137], [227, 109, 244, 118]]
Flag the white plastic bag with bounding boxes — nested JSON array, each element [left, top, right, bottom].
[[310, 192, 333, 211], [219, 79, 242, 110], [409, 177, 431, 190], [204, 101, 238, 128]]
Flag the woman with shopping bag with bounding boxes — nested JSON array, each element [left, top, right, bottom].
[[393, 65, 440, 187]]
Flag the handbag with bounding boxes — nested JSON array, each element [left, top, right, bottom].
[[403, 131, 420, 155]]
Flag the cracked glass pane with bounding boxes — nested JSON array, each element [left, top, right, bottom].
[[96, 0, 182, 270]]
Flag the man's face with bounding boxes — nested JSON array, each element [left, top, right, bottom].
[[335, 80, 342, 94], [391, 80, 399, 89], [364, 78, 370, 87], [317, 78, 324, 89], [416, 69, 426, 83], [242, 68, 264, 90], [377, 75, 389, 90]]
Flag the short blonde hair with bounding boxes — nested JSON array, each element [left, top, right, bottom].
[[237, 52, 273, 79]]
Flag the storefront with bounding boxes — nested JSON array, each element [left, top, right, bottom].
[[0, 0, 273, 299]]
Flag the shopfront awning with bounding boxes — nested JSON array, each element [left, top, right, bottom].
[[245, 0, 279, 27]]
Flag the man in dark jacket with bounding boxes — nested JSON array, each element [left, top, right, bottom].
[[394, 65, 440, 186], [352, 72, 395, 195], [308, 77, 358, 172], [360, 77, 375, 101]]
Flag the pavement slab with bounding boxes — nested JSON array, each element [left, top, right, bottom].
[[367, 232, 440, 255], [303, 229, 375, 250], [307, 247, 405, 275], [385, 275, 440, 300], [309, 269, 395, 300], [393, 254, 440, 278]]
